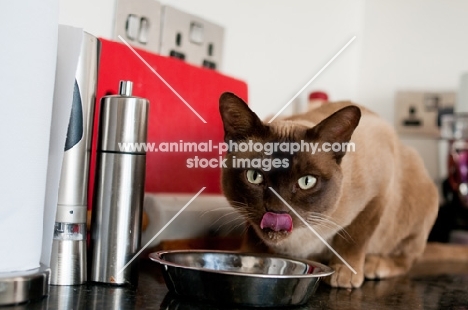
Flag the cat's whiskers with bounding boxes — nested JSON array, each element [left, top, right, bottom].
[[305, 214, 353, 242], [227, 202, 257, 220], [306, 218, 334, 234], [227, 200, 252, 209], [308, 221, 325, 235], [307, 215, 344, 231], [306, 212, 348, 232], [212, 214, 246, 233], [226, 200, 353, 243], [307, 218, 336, 232], [228, 200, 248, 207], [200, 206, 236, 217], [222, 220, 248, 236], [308, 220, 350, 242], [306, 217, 347, 236], [228, 202, 247, 209], [206, 210, 242, 227]]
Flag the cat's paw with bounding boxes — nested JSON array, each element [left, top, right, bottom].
[[364, 254, 409, 279], [324, 264, 364, 288]]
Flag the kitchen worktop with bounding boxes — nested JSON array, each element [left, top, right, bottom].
[[9, 259, 468, 310]]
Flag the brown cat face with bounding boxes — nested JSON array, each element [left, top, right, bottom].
[[219, 92, 361, 246]]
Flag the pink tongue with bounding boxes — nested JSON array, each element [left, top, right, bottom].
[[260, 212, 293, 232]]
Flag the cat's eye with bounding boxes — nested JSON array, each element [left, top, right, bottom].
[[298, 175, 317, 190], [246, 170, 263, 184]]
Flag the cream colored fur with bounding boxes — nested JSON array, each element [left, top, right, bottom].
[[272, 102, 439, 287]]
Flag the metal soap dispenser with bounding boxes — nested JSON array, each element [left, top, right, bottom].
[[90, 81, 149, 285]]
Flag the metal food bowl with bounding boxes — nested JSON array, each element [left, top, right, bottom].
[[149, 250, 334, 307]]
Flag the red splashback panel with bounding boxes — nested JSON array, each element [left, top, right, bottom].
[[88, 39, 248, 209]]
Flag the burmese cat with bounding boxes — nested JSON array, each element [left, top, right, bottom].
[[219, 92, 441, 288]]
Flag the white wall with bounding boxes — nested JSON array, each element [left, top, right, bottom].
[[59, 0, 364, 119], [58, 0, 468, 190], [356, 0, 468, 123], [58, 0, 468, 121], [354, 0, 468, 184], [160, 0, 364, 119], [58, 0, 116, 38]]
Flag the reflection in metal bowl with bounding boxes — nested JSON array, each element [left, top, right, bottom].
[[150, 250, 334, 307]]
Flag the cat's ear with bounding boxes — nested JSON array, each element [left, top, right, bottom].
[[306, 105, 361, 162], [219, 92, 266, 141]]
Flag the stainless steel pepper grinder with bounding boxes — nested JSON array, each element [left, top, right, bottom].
[[90, 80, 149, 285]]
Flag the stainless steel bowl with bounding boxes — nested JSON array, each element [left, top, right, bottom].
[[149, 250, 334, 307]]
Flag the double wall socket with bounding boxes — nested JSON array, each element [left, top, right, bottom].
[[159, 6, 224, 70], [395, 91, 455, 137], [113, 1, 224, 70]]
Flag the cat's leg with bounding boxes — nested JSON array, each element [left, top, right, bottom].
[[364, 254, 413, 279], [324, 198, 384, 288], [364, 153, 439, 280], [364, 231, 427, 279]]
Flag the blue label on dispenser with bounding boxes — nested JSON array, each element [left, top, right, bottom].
[[65, 79, 84, 151]]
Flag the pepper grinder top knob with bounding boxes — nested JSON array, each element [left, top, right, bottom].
[[119, 80, 133, 96]]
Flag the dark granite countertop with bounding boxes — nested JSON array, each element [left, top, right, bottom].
[[7, 259, 468, 310]]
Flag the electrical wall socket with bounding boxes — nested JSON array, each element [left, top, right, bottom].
[[113, 0, 162, 53], [395, 91, 455, 137], [159, 5, 224, 70]]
